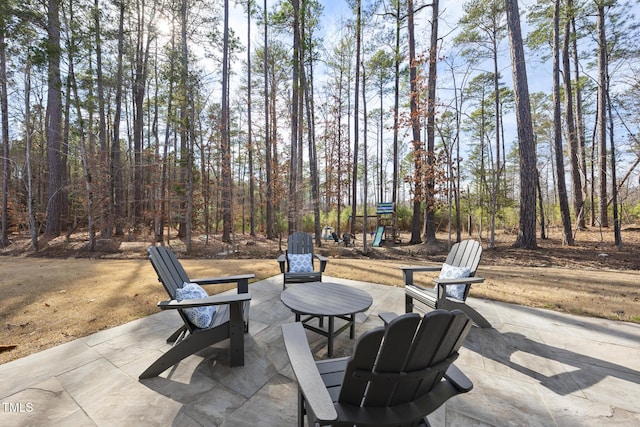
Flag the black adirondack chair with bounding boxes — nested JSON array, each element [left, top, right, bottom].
[[139, 246, 254, 380], [282, 309, 474, 427], [277, 232, 328, 290], [400, 239, 490, 328]]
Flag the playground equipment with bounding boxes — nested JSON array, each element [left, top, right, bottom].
[[346, 202, 401, 247], [373, 202, 401, 246], [372, 226, 384, 247]]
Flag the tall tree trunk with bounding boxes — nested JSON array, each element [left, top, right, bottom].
[[379, 76, 383, 204], [563, 0, 585, 230], [607, 91, 621, 248], [179, 0, 188, 239], [536, 168, 546, 239], [392, 0, 401, 205], [159, 69, 172, 243], [490, 36, 501, 249], [506, 0, 537, 249], [296, 7, 304, 232], [152, 38, 162, 242], [69, 58, 95, 251], [479, 94, 487, 240], [221, 0, 233, 242], [571, 15, 588, 228], [408, 0, 422, 244], [289, 0, 301, 234], [350, 0, 361, 236], [45, 0, 64, 237], [596, 1, 608, 228], [95, 0, 110, 238], [24, 55, 38, 250], [304, 68, 321, 245], [337, 56, 344, 235], [247, 1, 256, 237], [180, 0, 194, 252], [552, 0, 574, 245], [200, 122, 209, 242], [264, 0, 275, 239], [590, 128, 596, 226], [361, 62, 369, 253], [132, 0, 155, 229], [66, 0, 95, 250], [424, 0, 439, 245], [0, 21, 9, 246], [112, 0, 125, 236], [450, 61, 465, 243], [270, 65, 280, 236], [133, 20, 145, 229], [300, 16, 321, 245]]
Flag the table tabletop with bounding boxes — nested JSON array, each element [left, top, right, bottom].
[[280, 282, 373, 317]]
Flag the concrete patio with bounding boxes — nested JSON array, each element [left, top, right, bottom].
[[1, 275, 639, 426]]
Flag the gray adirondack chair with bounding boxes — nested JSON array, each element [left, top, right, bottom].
[[400, 239, 490, 328], [139, 246, 254, 379], [277, 232, 328, 290], [282, 309, 474, 427]]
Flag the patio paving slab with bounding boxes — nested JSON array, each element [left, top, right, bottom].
[[1, 274, 639, 426]]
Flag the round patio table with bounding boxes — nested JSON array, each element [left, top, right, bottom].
[[280, 282, 373, 357]]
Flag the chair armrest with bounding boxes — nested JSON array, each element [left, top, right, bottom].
[[399, 265, 442, 272], [190, 273, 255, 285], [432, 277, 484, 301], [378, 312, 399, 326], [315, 254, 329, 273], [190, 273, 255, 294], [432, 276, 485, 286], [277, 254, 287, 273], [158, 292, 252, 310], [444, 363, 473, 392], [282, 322, 337, 423], [398, 265, 441, 285]]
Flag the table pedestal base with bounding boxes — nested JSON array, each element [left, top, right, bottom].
[[295, 313, 355, 357]]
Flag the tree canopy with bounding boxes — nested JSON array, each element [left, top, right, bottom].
[[1, 0, 639, 252]]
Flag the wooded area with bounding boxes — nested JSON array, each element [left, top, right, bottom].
[[0, 0, 639, 253]]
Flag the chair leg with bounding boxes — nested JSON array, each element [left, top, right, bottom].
[[461, 305, 491, 328], [297, 388, 306, 427], [243, 300, 251, 333], [140, 304, 246, 379], [229, 305, 245, 367], [439, 298, 491, 328], [167, 326, 187, 344], [139, 332, 217, 379], [405, 294, 414, 313]]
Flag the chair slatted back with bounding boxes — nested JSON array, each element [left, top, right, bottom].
[[445, 240, 482, 276], [148, 246, 190, 299], [338, 310, 472, 408], [148, 246, 197, 331], [286, 232, 315, 271], [444, 240, 482, 301], [287, 232, 314, 255]]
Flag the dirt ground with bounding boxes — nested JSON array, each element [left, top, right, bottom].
[[1, 226, 639, 365]]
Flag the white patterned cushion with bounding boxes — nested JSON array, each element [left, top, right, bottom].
[[437, 263, 471, 300], [288, 253, 314, 273], [175, 282, 216, 328]]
